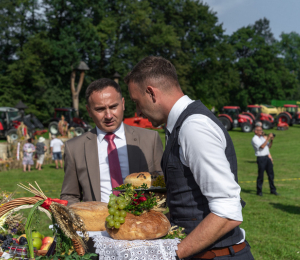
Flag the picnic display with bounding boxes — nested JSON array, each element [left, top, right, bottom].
[[0, 173, 186, 260]]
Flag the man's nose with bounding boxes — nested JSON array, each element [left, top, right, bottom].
[[105, 109, 113, 118]]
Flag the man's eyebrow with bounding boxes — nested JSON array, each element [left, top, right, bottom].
[[94, 102, 119, 109]]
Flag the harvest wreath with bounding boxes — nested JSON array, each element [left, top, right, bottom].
[[0, 182, 96, 260]]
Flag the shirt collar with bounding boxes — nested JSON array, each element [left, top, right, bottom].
[[96, 122, 125, 143], [166, 95, 194, 134]]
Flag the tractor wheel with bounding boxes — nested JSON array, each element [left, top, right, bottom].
[[86, 124, 92, 132], [49, 121, 59, 135], [277, 113, 291, 126], [262, 120, 271, 130], [6, 129, 18, 141], [75, 127, 85, 136], [241, 122, 252, 133], [218, 117, 232, 131]]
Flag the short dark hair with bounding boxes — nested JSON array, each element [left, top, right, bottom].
[[85, 78, 122, 105], [124, 56, 180, 89], [27, 138, 32, 143]]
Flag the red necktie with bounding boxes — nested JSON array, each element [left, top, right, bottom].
[[104, 133, 123, 196]]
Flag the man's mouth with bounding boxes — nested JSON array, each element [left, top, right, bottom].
[[105, 121, 114, 126]]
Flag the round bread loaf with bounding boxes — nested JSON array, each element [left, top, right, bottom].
[[124, 172, 151, 188], [69, 201, 109, 231], [106, 210, 171, 240]]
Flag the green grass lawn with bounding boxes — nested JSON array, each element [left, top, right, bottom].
[[1, 126, 300, 259]]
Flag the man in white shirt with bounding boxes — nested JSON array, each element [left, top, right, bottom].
[[60, 78, 163, 205], [251, 126, 277, 196], [125, 56, 253, 260], [50, 135, 64, 169]]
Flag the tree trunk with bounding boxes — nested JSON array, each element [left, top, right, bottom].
[[71, 70, 85, 116]]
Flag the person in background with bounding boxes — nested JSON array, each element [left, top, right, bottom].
[[35, 136, 47, 170], [50, 135, 64, 169], [251, 126, 278, 196], [211, 106, 216, 115], [22, 138, 35, 172]]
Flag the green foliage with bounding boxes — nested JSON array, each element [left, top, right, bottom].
[[162, 226, 187, 240], [0, 2, 299, 122], [114, 183, 157, 215], [228, 18, 299, 109], [36, 216, 97, 260], [25, 200, 45, 258]]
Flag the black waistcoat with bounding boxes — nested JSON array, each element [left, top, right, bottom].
[[161, 100, 244, 249]]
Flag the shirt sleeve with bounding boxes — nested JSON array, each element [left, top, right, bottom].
[[178, 115, 243, 221], [251, 136, 265, 150], [50, 141, 53, 147]]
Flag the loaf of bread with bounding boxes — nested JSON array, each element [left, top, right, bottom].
[[69, 201, 109, 231], [124, 172, 152, 188], [106, 210, 171, 240]]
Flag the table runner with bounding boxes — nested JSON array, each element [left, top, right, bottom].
[[90, 231, 181, 260]]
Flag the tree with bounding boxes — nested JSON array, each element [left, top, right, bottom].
[[228, 18, 299, 108], [278, 32, 300, 80]]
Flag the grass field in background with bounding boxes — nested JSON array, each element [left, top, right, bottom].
[[1, 126, 300, 259]]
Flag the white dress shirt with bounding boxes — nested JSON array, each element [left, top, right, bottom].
[[166, 96, 244, 222], [96, 123, 130, 203], [252, 135, 269, 156]]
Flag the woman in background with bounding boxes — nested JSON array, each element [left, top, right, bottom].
[[35, 136, 47, 170], [22, 138, 35, 172]]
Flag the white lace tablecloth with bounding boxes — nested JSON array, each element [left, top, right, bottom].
[[90, 231, 180, 260]]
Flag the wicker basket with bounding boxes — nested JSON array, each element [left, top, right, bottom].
[[0, 197, 85, 256]]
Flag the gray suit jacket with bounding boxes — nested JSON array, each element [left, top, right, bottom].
[[60, 124, 163, 205]]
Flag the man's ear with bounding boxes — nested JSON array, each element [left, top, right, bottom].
[[86, 104, 92, 117], [122, 97, 125, 111], [146, 86, 156, 103]]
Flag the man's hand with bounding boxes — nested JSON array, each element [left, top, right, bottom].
[[175, 213, 242, 259]]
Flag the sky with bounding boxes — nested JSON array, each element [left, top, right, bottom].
[[205, 0, 300, 39]]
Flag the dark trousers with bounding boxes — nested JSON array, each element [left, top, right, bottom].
[[256, 155, 276, 194]]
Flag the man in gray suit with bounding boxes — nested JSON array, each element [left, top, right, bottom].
[[60, 78, 163, 206]]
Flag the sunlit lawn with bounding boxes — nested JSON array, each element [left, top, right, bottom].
[[1, 126, 300, 259]]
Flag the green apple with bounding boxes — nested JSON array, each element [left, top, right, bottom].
[[32, 237, 43, 250], [32, 231, 43, 239]]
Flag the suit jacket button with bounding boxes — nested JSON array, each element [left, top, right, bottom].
[[134, 138, 137, 141]]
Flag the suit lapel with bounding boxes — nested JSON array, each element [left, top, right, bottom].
[[124, 124, 141, 173], [84, 128, 101, 201]]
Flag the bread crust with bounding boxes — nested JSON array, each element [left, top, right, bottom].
[[124, 172, 152, 187], [69, 201, 109, 231], [106, 210, 171, 240]]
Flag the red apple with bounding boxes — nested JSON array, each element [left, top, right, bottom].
[[40, 243, 51, 251], [42, 237, 54, 245]]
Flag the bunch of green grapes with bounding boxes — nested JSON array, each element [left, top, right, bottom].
[[106, 195, 128, 229]]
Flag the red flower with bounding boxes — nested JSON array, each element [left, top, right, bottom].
[[134, 194, 138, 197], [138, 197, 147, 202]]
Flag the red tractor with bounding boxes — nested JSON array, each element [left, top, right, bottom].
[[123, 113, 161, 129], [242, 105, 275, 130], [0, 107, 44, 141], [277, 104, 300, 127], [218, 106, 253, 133], [48, 108, 92, 136]]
